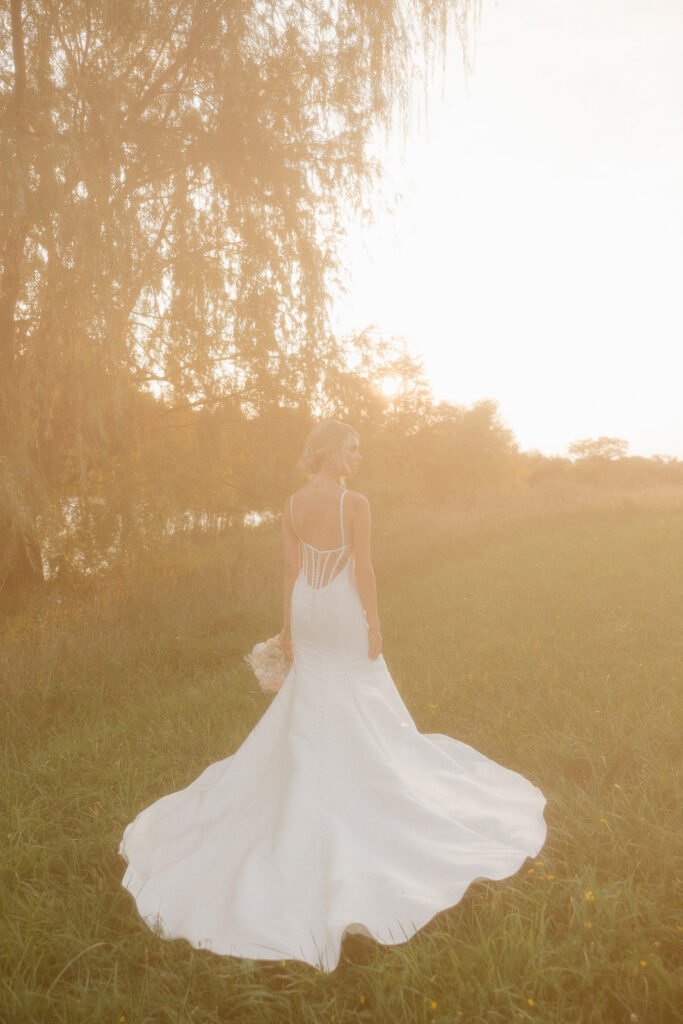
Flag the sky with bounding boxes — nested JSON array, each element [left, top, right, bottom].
[[334, 0, 683, 458]]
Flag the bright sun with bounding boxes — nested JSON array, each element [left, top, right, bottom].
[[380, 376, 402, 398]]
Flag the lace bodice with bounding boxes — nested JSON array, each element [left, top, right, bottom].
[[290, 490, 351, 590]]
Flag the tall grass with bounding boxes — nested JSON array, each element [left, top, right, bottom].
[[1, 485, 681, 1023]]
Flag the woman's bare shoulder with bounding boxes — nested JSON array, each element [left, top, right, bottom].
[[287, 484, 312, 504], [283, 487, 308, 513], [345, 490, 370, 513]]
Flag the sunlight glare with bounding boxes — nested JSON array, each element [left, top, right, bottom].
[[380, 375, 402, 398], [335, 0, 683, 458]]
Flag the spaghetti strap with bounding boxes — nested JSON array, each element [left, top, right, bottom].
[[289, 495, 301, 540], [339, 490, 347, 547]]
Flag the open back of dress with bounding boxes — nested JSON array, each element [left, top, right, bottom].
[[290, 490, 352, 590]]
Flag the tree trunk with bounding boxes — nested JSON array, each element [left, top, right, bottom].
[[0, 519, 42, 594], [0, 0, 28, 368], [0, 0, 27, 364], [0, 1, 42, 593]]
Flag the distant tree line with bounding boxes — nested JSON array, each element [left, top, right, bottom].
[[25, 329, 683, 583], [523, 438, 683, 490]]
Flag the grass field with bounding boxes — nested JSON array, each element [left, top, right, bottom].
[[1, 487, 682, 1023]]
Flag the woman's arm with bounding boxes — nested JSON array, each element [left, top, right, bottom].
[[280, 498, 300, 653], [351, 494, 383, 660]]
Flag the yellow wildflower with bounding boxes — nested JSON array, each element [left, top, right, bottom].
[[545, 874, 555, 881], [527, 998, 534, 1007], [640, 960, 647, 967], [527, 868, 535, 874], [430, 1001, 437, 1010], [585, 890, 595, 902]]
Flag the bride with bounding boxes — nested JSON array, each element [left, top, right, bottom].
[[119, 419, 546, 972]]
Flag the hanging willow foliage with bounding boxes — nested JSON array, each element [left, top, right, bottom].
[[0, 0, 476, 586]]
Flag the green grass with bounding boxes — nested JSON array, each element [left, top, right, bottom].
[[1, 489, 682, 1023]]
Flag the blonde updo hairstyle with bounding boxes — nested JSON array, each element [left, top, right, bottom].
[[298, 419, 359, 478]]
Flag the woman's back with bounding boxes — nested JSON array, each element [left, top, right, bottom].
[[290, 485, 355, 592], [289, 484, 353, 553], [288, 484, 368, 658]]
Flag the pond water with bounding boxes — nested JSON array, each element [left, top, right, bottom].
[[38, 502, 274, 580]]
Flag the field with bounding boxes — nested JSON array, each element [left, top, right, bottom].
[[1, 485, 682, 1024]]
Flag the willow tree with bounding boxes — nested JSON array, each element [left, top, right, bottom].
[[0, 0, 475, 588]]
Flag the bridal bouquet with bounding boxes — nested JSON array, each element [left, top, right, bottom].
[[245, 636, 292, 694]]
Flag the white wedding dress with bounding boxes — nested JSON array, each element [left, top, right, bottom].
[[119, 492, 546, 972]]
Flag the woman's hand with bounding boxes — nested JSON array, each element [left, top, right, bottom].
[[368, 627, 383, 661], [278, 626, 294, 656]]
